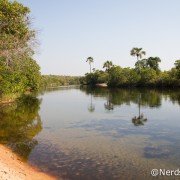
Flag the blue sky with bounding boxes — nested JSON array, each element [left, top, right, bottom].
[[17, 0, 180, 75]]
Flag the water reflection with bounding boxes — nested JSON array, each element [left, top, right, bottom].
[[132, 114, 147, 126], [88, 94, 95, 112], [1, 87, 180, 180], [33, 88, 180, 180], [0, 95, 42, 159], [80, 87, 163, 111], [104, 90, 114, 111], [168, 90, 180, 105], [132, 94, 147, 126]]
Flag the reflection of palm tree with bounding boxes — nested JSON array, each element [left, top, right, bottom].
[[104, 101, 113, 110], [88, 94, 95, 112], [132, 93, 147, 126], [132, 114, 147, 126], [104, 90, 114, 110]]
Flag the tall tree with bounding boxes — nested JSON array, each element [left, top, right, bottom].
[[0, 0, 40, 94], [86, 57, 94, 73], [130, 47, 146, 72], [103, 60, 113, 72], [130, 47, 146, 61], [174, 60, 180, 69], [0, 0, 36, 67], [135, 57, 161, 71], [174, 60, 180, 79], [146, 57, 161, 71], [135, 59, 147, 70]]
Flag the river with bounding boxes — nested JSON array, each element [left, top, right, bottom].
[[0, 87, 180, 180]]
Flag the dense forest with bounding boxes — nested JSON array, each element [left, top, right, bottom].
[[81, 49, 180, 88]]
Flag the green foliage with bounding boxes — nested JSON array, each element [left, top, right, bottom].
[[108, 66, 124, 87], [135, 57, 161, 73], [81, 57, 180, 88], [130, 47, 146, 74], [40, 75, 80, 87], [83, 73, 99, 85], [0, 0, 40, 95], [130, 47, 146, 60], [20, 58, 41, 91], [139, 69, 157, 86], [80, 69, 109, 85], [97, 71, 109, 83], [124, 68, 140, 85], [108, 66, 140, 87], [146, 57, 161, 71], [0, 70, 27, 93], [0, 0, 34, 61], [174, 60, 180, 69], [103, 60, 113, 72], [135, 59, 147, 71]]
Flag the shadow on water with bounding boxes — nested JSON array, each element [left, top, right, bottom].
[[0, 95, 42, 160]]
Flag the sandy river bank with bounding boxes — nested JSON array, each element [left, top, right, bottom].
[[0, 145, 60, 180]]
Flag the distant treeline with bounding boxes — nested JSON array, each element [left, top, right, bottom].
[[40, 75, 80, 87], [80, 66, 180, 88], [81, 49, 180, 88]]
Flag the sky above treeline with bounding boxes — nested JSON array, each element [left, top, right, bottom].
[[17, 0, 180, 76]]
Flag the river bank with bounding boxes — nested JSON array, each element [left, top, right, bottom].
[[0, 145, 59, 180], [0, 94, 18, 105]]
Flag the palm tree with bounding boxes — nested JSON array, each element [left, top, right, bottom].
[[130, 47, 146, 72], [174, 60, 180, 69], [146, 57, 161, 71], [86, 57, 94, 73], [103, 60, 113, 72], [130, 47, 146, 61]]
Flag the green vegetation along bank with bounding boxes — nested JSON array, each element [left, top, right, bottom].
[[40, 75, 80, 88], [81, 48, 180, 88]]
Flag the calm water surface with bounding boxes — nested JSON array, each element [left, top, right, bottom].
[[0, 87, 180, 180]]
